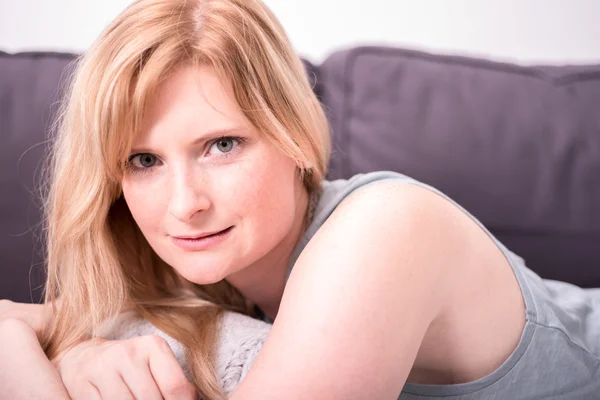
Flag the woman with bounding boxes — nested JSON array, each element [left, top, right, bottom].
[[1, 0, 599, 399]]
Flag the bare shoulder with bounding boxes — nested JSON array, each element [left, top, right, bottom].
[[291, 180, 465, 302], [313, 180, 477, 276], [327, 180, 468, 233]]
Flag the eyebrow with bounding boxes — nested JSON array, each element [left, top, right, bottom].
[[190, 126, 249, 145], [131, 126, 249, 153]]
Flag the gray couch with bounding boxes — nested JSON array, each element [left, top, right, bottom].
[[1, 46, 599, 303]]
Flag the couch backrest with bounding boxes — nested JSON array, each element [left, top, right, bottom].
[[0, 51, 76, 302], [319, 46, 600, 287]]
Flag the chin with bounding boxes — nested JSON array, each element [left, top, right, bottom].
[[172, 256, 235, 286]]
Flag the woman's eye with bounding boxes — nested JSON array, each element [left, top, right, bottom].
[[130, 153, 158, 168], [209, 137, 239, 155]]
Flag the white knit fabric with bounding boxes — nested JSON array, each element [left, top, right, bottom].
[[97, 310, 271, 396]]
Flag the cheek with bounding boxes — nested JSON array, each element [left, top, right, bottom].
[[232, 149, 299, 236], [121, 178, 167, 233]]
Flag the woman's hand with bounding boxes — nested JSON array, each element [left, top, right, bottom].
[[55, 335, 198, 400], [0, 299, 52, 334]]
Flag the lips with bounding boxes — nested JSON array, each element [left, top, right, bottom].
[[174, 226, 233, 240], [169, 226, 234, 251]]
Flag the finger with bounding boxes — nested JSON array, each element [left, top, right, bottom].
[[86, 383, 103, 400], [119, 362, 164, 400], [90, 370, 135, 400], [144, 336, 196, 400], [66, 382, 102, 400]]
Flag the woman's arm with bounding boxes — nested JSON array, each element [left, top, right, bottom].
[[0, 299, 53, 335], [231, 182, 463, 400], [0, 318, 71, 400]]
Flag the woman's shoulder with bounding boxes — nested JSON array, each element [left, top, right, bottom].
[[318, 177, 466, 244], [287, 171, 453, 276], [293, 170, 517, 286], [318, 171, 416, 208], [312, 170, 506, 256], [314, 171, 441, 226], [289, 171, 450, 264], [313, 172, 515, 279]]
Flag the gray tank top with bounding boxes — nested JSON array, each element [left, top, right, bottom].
[[287, 171, 600, 399]]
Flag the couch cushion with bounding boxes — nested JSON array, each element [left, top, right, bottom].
[[319, 46, 600, 287], [0, 51, 77, 302]]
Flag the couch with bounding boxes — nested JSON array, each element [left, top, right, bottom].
[[1, 46, 599, 303]]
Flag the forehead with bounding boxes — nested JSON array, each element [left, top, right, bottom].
[[137, 64, 250, 145]]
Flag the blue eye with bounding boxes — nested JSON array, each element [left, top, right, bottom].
[[209, 137, 241, 155], [128, 153, 158, 169]]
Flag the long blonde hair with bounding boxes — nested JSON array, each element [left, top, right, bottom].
[[40, 0, 330, 397]]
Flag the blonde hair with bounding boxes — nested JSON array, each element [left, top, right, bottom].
[[40, 0, 330, 398]]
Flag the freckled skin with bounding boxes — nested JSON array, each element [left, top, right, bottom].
[[122, 64, 308, 290]]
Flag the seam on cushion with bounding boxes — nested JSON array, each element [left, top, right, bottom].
[[0, 51, 78, 60], [349, 46, 544, 81], [553, 72, 600, 86], [346, 46, 600, 85]]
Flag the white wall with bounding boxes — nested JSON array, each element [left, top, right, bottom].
[[1, 0, 599, 65]]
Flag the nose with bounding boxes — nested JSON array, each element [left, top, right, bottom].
[[168, 167, 211, 222]]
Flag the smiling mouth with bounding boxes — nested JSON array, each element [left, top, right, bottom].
[[169, 226, 234, 251], [173, 226, 234, 240]]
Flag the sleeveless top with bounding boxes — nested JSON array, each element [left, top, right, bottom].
[[287, 171, 600, 400]]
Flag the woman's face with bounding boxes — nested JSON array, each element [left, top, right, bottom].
[[121, 64, 306, 285]]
